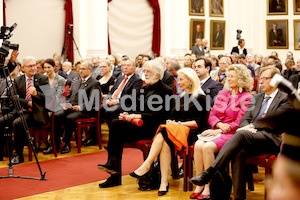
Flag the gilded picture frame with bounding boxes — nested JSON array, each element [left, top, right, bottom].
[[210, 20, 226, 50], [266, 20, 289, 49]]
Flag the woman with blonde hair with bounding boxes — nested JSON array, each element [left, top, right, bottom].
[[190, 64, 253, 200], [130, 67, 208, 196], [97, 59, 115, 98]]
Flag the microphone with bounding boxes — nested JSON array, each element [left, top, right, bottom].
[[270, 74, 300, 110], [122, 114, 143, 126]]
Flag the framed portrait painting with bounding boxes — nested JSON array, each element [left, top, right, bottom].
[[267, 0, 288, 15], [294, 20, 300, 50], [190, 19, 205, 49], [189, 0, 205, 16], [266, 20, 288, 49], [294, 0, 300, 14], [209, 0, 224, 17], [210, 20, 226, 50]]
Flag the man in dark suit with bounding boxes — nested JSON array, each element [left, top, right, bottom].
[[289, 59, 300, 92], [231, 38, 247, 56], [101, 58, 143, 128], [190, 66, 292, 200], [1, 56, 50, 165], [212, 23, 224, 48], [62, 61, 80, 85], [43, 61, 101, 154], [193, 58, 223, 108], [162, 69, 175, 91], [269, 23, 284, 46]]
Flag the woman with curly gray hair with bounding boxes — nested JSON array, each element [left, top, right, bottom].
[[190, 64, 253, 200]]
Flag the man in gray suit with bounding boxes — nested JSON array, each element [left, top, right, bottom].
[[190, 66, 292, 200]]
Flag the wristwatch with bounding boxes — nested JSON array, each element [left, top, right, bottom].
[[249, 123, 255, 129]]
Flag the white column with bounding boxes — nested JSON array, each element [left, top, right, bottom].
[[169, 0, 189, 57], [73, 0, 108, 61]]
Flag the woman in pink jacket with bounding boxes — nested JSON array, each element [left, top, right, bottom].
[[190, 64, 253, 200]]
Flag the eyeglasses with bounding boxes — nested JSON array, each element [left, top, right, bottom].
[[78, 68, 89, 71], [100, 66, 108, 68], [259, 77, 272, 82], [25, 64, 36, 68]]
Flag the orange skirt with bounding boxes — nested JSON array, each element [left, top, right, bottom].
[[155, 124, 190, 154]]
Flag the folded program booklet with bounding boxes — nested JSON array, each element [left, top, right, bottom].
[[197, 133, 221, 142]]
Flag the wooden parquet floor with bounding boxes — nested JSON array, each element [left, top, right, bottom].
[[0, 125, 266, 200]]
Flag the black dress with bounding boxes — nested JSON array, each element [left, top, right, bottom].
[[169, 93, 208, 145], [97, 75, 115, 95]]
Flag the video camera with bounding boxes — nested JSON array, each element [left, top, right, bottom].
[[236, 29, 242, 40], [0, 23, 19, 60]]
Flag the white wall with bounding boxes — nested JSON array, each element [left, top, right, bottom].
[[5, 0, 65, 61], [2, 0, 300, 63]]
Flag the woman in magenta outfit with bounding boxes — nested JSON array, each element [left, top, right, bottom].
[[190, 64, 253, 200]]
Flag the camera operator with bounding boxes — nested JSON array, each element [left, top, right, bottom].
[[231, 38, 247, 56]]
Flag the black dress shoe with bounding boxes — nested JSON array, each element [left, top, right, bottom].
[[99, 175, 121, 188], [83, 138, 97, 146], [97, 163, 119, 174], [61, 145, 70, 154], [129, 170, 150, 178], [43, 146, 53, 154], [158, 183, 169, 196], [190, 167, 216, 186], [8, 154, 24, 165]]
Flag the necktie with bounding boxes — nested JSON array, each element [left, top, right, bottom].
[[255, 96, 271, 122], [112, 76, 128, 99], [26, 78, 32, 101]]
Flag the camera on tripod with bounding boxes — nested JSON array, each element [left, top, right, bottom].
[[0, 23, 19, 61], [236, 29, 242, 40]]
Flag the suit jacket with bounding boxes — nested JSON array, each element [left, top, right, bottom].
[[208, 90, 252, 134], [269, 29, 284, 46], [191, 45, 204, 58], [66, 71, 80, 86], [212, 30, 224, 48], [108, 73, 143, 106], [239, 90, 292, 146], [231, 46, 247, 55], [66, 76, 101, 112], [14, 73, 49, 124], [201, 77, 224, 108], [162, 70, 174, 91], [289, 74, 300, 89]]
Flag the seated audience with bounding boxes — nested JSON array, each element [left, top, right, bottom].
[[91, 56, 102, 79], [190, 66, 292, 200], [62, 61, 79, 86], [96, 60, 116, 97], [184, 55, 193, 68], [36, 59, 46, 75], [282, 58, 297, 79], [130, 68, 208, 196], [193, 58, 223, 108], [44, 61, 101, 154], [168, 62, 183, 95], [97, 59, 173, 188], [190, 64, 253, 199], [289, 58, 300, 92], [210, 57, 230, 84]]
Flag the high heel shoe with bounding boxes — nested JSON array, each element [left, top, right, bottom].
[[158, 183, 169, 196], [129, 170, 150, 178]]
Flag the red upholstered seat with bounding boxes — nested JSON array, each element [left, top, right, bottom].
[[124, 140, 152, 160], [75, 109, 102, 153]]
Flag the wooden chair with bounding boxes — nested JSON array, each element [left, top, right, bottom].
[[123, 140, 152, 160], [174, 148, 190, 192], [246, 154, 277, 199], [29, 112, 57, 161], [75, 109, 102, 153]]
